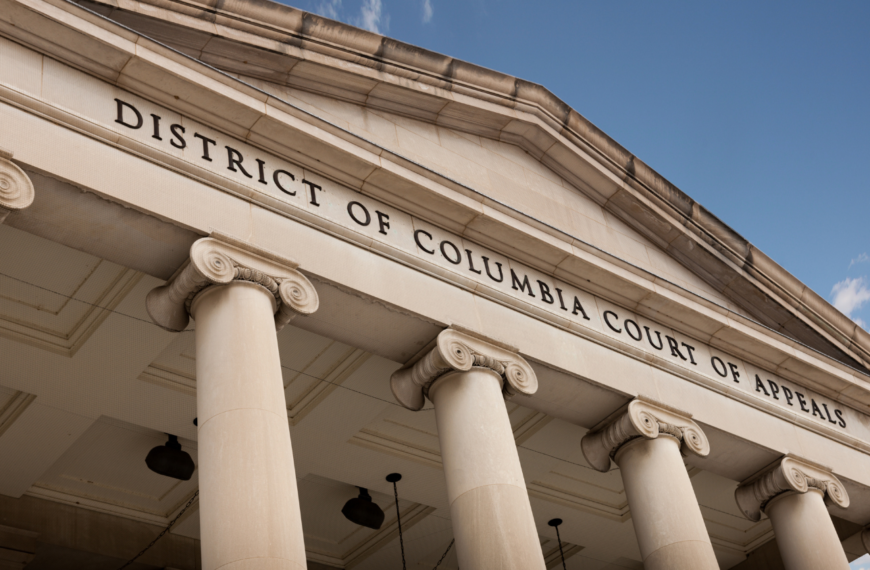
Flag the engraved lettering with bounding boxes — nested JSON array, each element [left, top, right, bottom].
[[511, 270, 535, 297], [603, 310, 621, 333]]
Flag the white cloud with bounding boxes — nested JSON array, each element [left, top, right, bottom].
[[849, 553, 870, 569], [354, 0, 388, 34], [851, 253, 870, 268], [831, 276, 870, 327], [422, 0, 433, 23], [316, 0, 341, 20]]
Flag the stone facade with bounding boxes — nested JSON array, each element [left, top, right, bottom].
[[0, 0, 868, 569]]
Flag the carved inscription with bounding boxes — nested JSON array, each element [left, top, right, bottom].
[[112, 97, 852, 432]]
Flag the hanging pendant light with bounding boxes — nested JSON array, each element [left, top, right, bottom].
[[145, 434, 196, 481], [387, 473, 407, 570], [548, 518, 567, 570], [341, 487, 385, 530]]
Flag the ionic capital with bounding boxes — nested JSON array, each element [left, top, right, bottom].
[[580, 396, 710, 472], [390, 327, 538, 411], [0, 149, 35, 223], [146, 233, 319, 332], [735, 454, 849, 522]]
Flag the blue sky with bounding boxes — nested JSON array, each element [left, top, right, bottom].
[[288, 0, 870, 331]]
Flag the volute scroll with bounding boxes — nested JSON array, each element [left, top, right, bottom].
[[146, 234, 319, 332], [0, 149, 35, 223], [735, 455, 849, 522], [390, 327, 538, 411], [580, 396, 710, 473]]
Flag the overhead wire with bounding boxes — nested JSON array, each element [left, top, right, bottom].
[[116, 490, 199, 569]]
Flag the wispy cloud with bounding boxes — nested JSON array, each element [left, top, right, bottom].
[[313, 0, 388, 34], [850, 253, 870, 268], [831, 276, 870, 328], [422, 0, 433, 23], [354, 0, 388, 34], [316, 0, 341, 20]]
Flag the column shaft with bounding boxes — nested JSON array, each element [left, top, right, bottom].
[[766, 489, 849, 570], [192, 281, 306, 570], [429, 368, 545, 570], [615, 436, 719, 570]]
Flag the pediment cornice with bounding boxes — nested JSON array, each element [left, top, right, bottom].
[[1, 0, 870, 421]]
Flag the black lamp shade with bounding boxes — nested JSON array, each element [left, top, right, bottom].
[[146, 434, 196, 481], [341, 488, 384, 530]]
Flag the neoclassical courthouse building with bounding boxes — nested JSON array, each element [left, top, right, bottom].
[[1, 1, 869, 569]]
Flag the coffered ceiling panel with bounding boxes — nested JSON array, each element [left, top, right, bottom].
[[139, 325, 374, 426], [31, 416, 198, 522], [279, 328, 373, 426], [349, 400, 552, 471], [0, 383, 35, 439], [522, 419, 630, 522], [139, 332, 196, 396], [0, 224, 141, 356], [541, 536, 584, 569], [692, 470, 774, 556], [299, 473, 434, 569]]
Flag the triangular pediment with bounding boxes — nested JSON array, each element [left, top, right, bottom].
[[7, 0, 869, 375]]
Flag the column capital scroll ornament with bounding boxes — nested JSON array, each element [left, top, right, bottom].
[[580, 396, 710, 472], [146, 233, 319, 332], [390, 327, 538, 411], [735, 454, 849, 522], [0, 148, 36, 223]]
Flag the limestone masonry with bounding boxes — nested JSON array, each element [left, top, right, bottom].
[[0, 0, 869, 569]]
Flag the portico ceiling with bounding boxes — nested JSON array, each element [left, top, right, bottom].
[[0, 221, 828, 568]]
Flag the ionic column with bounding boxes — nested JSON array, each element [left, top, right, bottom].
[[147, 234, 319, 570], [391, 328, 545, 570], [735, 455, 850, 570], [581, 397, 718, 570], [0, 149, 35, 223]]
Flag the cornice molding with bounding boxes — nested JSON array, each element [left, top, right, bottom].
[[580, 396, 710, 472], [146, 232, 319, 332], [735, 454, 849, 522], [390, 327, 538, 411], [0, 148, 35, 223], [0, 390, 36, 439]]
